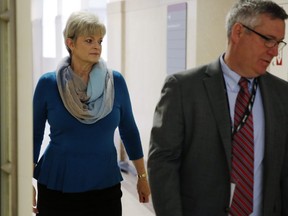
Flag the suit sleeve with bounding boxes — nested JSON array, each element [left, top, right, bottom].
[[148, 75, 184, 216], [282, 138, 288, 215]]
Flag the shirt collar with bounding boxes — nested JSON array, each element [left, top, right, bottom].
[[220, 53, 254, 92]]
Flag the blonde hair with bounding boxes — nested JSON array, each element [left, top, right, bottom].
[[63, 11, 106, 55]]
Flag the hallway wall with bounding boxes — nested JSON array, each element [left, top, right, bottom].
[[268, 0, 288, 81], [16, 0, 33, 215], [107, 0, 233, 158]]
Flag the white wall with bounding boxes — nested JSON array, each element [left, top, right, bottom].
[[267, 0, 288, 81], [107, 0, 233, 158], [196, 0, 231, 65], [16, 0, 33, 215]]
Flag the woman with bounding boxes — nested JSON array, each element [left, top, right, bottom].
[[32, 11, 150, 216]]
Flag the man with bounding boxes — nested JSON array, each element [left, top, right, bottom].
[[148, 1, 288, 215]]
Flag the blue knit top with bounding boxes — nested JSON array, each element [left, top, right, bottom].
[[33, 71, 143, 192]]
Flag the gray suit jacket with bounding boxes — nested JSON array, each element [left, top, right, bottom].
[[148, 58, 288, 216]]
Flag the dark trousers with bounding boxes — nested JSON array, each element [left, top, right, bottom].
[[36, 183, 122, 216]]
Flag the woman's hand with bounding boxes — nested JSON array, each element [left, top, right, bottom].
[[32, 185, 39, 214], [136, 177, 151, 203], [131, 158, 151, 202]]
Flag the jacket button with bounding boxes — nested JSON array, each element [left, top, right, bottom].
[[225, 207, 230, 213]]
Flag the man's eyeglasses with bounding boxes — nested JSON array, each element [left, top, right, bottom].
[[242, 24, 287, 51]]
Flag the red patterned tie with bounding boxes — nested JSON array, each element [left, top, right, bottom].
[[230, 78, 254, 216]]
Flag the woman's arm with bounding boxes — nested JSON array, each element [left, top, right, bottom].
[[132, 158, 151, 203]]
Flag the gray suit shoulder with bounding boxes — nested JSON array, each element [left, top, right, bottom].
[[262, 72, 288, 93], [166, 59, 220, 87]]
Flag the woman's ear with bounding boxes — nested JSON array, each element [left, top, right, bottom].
[[66, 38, 75, 51]]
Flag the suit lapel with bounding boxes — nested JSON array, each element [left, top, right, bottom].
[[203, 60, 233, 171], [258, 75, 286, 211], [259, 75, 285, 172]]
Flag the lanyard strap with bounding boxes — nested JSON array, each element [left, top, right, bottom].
[[232, 78, 258, 136]]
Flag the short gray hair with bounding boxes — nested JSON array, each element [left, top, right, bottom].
[[226, 0, 288, 38], [63, 11, 106, 54]]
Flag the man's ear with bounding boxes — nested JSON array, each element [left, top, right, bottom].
[[231, 23, 245, 43]]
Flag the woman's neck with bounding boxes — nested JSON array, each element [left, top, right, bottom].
[[70, 60, 93, 85]]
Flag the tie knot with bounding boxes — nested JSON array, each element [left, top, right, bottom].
[[238, 77, 249, 90]]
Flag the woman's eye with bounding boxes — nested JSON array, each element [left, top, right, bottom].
[[84, 38, 103, 46], [85, 39, 93, 44]]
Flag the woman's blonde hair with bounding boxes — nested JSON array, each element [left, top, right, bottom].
[[63, 11, 106, 55]]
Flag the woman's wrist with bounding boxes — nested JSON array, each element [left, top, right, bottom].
[[137, 173, 147, 180]]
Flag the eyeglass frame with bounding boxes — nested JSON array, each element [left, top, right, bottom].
[[241, 23, 287, 51]]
